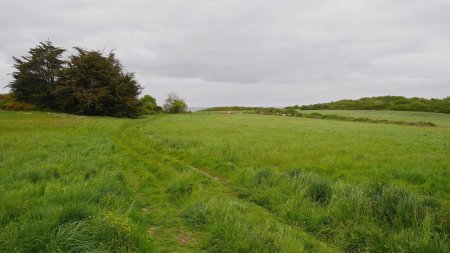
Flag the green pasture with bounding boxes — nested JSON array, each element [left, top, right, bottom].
[[0, 110, 448, 252]]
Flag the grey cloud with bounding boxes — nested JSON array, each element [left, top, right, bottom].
[[0, 0, 449, 106]]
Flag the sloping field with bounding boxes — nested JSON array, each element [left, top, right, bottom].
[[301, 110, 450, 128], [0, 110, 449, 252]]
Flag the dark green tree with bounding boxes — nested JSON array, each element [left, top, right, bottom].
[[163, 92, 187, 113], [56, 48, 141, 118], [8, 41, 65, 108], [442, 97, 450, 114]]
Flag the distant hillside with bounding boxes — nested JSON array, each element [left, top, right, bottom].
[[297, 96, 450, 114], [201, 106, 269, 111]]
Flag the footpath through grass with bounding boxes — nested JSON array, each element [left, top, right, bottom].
[[0, 111, 336, 252], [0, 110, 449, 252]]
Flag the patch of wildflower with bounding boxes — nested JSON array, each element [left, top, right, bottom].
[[99, 211, 135, 234]]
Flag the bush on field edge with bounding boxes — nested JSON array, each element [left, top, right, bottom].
[[0, 93, 36, 111]]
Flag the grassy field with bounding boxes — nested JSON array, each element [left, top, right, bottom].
[[0, 110, 449, 252], [301, 110, 450, 128]]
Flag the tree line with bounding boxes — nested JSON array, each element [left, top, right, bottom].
[[3, 41, 187, 117], [293, 96, 450, 114]]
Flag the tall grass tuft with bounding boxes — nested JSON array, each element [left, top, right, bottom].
[[306, 179, 333, 206]]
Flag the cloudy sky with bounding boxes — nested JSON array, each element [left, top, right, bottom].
[[1, 0, 449, 106]]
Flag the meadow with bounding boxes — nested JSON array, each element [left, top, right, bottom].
[[0, 110, 449, 252]]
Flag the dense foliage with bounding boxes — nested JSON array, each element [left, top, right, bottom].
[[8, 41, 65, 108], [140, 95, 162, 114], [7, 41, 153, 118], [297, 96, 450, 114], [0, 93, 36, 111], [56, 48, 141, 118]]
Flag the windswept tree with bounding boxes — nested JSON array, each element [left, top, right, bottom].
[[9, 41, 65, 108], [163, 92, 187, 113], [56, 48, 141, 118]]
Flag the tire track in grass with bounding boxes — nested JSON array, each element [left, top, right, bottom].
[[113, 118, 206, 252], [113, 117, 340, 253]]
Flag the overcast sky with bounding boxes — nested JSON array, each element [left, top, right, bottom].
[[1, 0, 449, 106]]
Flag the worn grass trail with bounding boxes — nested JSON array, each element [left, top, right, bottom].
[[112, 119, 204, 252], [112, 116, 339, 252], [125, 113, 450, 252]]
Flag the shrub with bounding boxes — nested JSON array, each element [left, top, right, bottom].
[[140, 95, 161, 115], [0, 93, 36, 111], [163, 92, 187, 113]]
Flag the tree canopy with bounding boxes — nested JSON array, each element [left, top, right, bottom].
[[56, 48, 142, 118], [163, 92, 187, 113], [140, 95, 161, 114], [7, 41, 153, 118]]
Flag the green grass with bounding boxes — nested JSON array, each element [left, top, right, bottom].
[[302, 109, 450, 128], [1, 110, 449, 252]]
